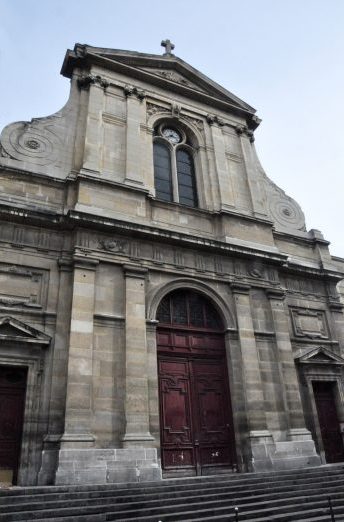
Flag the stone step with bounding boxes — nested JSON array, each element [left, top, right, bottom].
[[1, 465, 344, 521], [104, 492, 344, 521], [3, 478, 344, 516], [1, 465, 344, 507], [2, 488, 344, 521], [1, 464, 343, 500]]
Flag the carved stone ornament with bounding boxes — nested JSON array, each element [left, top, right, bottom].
[[77, 74, 109, 90], [235, 124, 255, 142], [0, 121, 62, 166], [124, 85, 145, 101], [206, 114, 224, 127], [171, 103, 181, 118], [146, 103, 170, 117], [99, 238, 127, 253]]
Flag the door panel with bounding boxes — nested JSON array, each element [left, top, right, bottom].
[[158, 353, 236, 474], [159, 359, 195, 471], [0, 366, 27, 484], [313, 381, 344, 463]]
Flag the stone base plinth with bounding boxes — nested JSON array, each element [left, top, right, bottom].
[[55, 448, 162, 485], [248, 430, 321, 472]]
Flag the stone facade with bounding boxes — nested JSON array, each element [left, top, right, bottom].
[[1, 42, 344, 486]]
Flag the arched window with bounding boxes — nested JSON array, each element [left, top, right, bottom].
[[153, 123, 198, 207], [157, 290, 223, 330]]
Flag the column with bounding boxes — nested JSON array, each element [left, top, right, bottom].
[[60, 257, 98, 446], [122, 265, 154, 446], [125, 90, 145, 186]]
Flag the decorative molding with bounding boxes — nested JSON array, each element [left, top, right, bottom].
[[290, 307, 329, 340], [171, 103, 181, 118], [77, 74, 109, 90], [99, 238, 127, 253], [266, 288, 286, 300], [235, 124, 255, 142], [123, 84, 145, 101], [146, 102, 170, 117], [206, 114, 224, 127], [231, 282, 251, 295], [295, 346, 344, 366], [0, 316, 50, 345]]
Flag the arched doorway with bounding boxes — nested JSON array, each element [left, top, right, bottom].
[[156, 289, 236, 476]]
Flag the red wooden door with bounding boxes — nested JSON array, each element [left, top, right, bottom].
[[158, 356, 236, 474], [313, 381, 344, 463], [0, 366, 27, 484], [157, 290, 236, 475]]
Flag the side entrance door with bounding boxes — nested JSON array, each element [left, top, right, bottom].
[[0, 365, 27, 484], [313, 381, 344, 463]]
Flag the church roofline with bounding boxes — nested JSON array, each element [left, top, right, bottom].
[[61, 43, 260, 129]]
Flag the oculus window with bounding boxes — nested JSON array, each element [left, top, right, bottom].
[[153, 123, 198, 208]]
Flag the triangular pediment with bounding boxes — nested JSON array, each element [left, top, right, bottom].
[[0, 316, 50, 345], [62, 44, 258, 122], [295, 346, 344, 365]]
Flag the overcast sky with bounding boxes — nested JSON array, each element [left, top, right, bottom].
[[1, 0, 343, 256]]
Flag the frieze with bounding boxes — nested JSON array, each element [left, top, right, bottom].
[[99, 238, 127, 253], [283, 275, 325, 297]]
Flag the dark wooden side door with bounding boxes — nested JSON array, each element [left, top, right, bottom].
[[158, 354, 236, 475], [0, 366, 27, 484], [313, 381, 344, 463]]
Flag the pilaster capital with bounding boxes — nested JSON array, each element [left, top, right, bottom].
[[265, 288, 286, 300], [231, 282, 251, 295], [124, 84, 146, 101], [72, 256, 99, 271], [328, 300, 344, 312], [123, 264, 148, 279], [57, 257, 73, 272]]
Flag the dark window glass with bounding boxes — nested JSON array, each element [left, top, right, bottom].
[[156, 291, 223, 330], [189, 293, 205, 327], [157, 296, 171, 324], [172, 292, 188, 325], [176, 149, 197, 207], [154, 143, 172, 202]]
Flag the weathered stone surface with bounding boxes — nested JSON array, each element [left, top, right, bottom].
[[0, 42, 343, 487]]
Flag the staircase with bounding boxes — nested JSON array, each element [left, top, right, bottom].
[[1, 465, 344, 521]]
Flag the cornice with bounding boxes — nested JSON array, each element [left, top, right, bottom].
[[62, 49, 259, 129]]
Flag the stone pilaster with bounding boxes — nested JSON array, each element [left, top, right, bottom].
[[125, 88, 145, 186], [38, 258, 73, 484], [266, 288, 308, 434], [231, 282, 273, 471], [81, 83, 104, 174], [266, 288, 320, 469], [236, 129, 266, 218], [60, 257, 98, 446], [208, 119, 235, 209], [121, 265, 154, 446]]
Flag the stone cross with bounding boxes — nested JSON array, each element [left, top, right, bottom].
[[161, 39, 175, 56]]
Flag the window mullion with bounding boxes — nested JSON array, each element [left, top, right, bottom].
[[171, 147, 179, 202]]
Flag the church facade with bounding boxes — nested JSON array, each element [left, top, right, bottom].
[[1, 41, 344, 486]]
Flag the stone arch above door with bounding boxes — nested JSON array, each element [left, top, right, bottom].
[[146, 278, 236, 330]]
